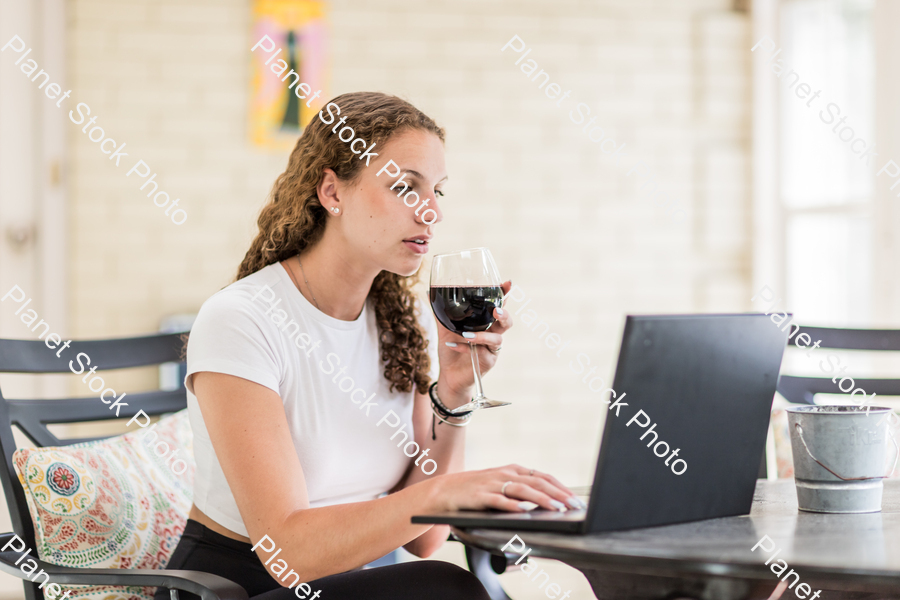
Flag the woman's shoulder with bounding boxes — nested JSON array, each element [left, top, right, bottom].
[[191, 264, 292, 340], [186, 265, 289, 394], [200, 264, 286, 315]]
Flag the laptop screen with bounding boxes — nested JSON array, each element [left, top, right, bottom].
[[585, 314, 788, 532]]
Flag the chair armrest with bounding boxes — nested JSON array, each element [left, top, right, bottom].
[[0, 534, 248, 600]]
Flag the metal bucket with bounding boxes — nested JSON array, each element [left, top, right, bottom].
[[786, 405, 898, 513]]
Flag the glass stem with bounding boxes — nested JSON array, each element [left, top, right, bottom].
[[468, 342, 486, 400]]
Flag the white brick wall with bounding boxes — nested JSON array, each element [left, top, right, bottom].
[[55, 1, 752, 598]]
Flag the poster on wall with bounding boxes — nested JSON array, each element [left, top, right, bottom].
[[249, 0, 328, 150]]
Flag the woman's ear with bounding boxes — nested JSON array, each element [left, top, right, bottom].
[[317, 168, 341, 212]]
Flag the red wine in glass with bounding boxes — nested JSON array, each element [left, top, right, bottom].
[[429, 249, 509, 412], [429, 286, 504, 334]]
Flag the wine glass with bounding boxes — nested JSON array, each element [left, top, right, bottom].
[[430, 248, 511, 413]]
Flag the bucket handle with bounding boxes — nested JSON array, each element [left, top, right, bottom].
[[793, 422, 900, 481]]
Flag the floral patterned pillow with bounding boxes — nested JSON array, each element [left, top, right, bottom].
[[13, 410, 194, 600]]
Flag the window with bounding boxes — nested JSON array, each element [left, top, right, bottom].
[[779, 0, 874, 326]]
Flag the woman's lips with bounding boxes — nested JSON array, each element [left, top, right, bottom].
[[403, 240, 429, 254]]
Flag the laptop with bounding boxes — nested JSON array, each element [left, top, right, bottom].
[[412, 314, 789, 533]]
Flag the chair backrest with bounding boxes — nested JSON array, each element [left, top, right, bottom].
[[776, 325, 900, 405], [0, 333, 188, 600]]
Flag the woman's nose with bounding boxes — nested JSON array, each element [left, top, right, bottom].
[[415, 193, 443, 226]]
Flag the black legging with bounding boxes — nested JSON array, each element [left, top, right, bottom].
[[153, 519, 491, 600]]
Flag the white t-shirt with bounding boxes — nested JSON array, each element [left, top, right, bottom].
[[185, 263, 439, 537]]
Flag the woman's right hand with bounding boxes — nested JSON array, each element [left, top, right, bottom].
[[422, 464, 586, 513]]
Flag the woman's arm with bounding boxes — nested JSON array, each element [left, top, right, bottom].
[[193, 371, 438, 580], [193, 370, 577, 583], [401, 283, 579, 556], [397, 294, 513, 557], [398, 384, 465, 557]]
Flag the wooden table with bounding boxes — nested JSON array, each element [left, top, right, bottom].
[[452, 479, 900, 600]]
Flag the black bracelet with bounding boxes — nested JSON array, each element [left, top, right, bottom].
[[429, 382, 473, 441], [428, 382, 474, 420]]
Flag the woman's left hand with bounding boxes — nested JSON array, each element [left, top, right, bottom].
[[434, 280, 513, 403]]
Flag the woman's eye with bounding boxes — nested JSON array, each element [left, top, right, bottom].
[[436, 190, 445, 197]]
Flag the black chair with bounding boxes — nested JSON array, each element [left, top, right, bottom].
[[0, 333, 513, 600], [776, 325, 900, 405], [769, 324, 900, 477], [0, 333, 243, 600]]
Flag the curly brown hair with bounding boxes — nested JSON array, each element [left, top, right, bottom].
[[236, 92, 445, 395]]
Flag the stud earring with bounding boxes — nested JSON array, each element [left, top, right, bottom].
[[331, 207, 339, 214]]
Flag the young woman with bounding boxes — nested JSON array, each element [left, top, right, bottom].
[[159, 92, 583, 600]]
